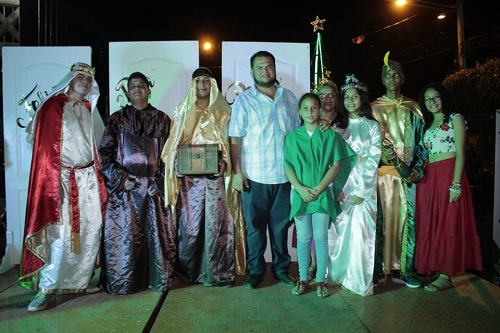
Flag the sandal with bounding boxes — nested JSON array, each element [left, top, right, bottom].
[[424, 274, 453, 292], [316, 282, 330, 298], [292, 280, 309, 296]]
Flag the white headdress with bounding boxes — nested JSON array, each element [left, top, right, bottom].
[[26, 62, 102, 144]]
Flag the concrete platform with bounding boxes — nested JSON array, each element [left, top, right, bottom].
[[1, 264, 499, 333]]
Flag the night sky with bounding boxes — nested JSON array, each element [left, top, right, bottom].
[[56, 0, 499, 110]]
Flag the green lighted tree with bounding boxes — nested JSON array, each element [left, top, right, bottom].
[[310, 16, 332, 92]]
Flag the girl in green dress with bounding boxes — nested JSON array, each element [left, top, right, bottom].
[[284, 93, 356, 298]]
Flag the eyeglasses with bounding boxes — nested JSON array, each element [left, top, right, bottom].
[[424, 95, 441, 104], [318, 93, 337, 99]]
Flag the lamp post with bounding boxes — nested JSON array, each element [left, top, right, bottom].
[[394, 0, 466, 69]]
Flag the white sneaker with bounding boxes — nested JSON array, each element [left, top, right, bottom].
[[28, 292, 56, 312], [391, 271, 406, 284]]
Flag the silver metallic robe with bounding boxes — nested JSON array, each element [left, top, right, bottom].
[[328, 117, 382, 296]]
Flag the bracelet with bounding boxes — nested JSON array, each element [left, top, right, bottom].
[[449, 182, 462, 194]]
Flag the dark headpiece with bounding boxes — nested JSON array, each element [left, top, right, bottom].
[[382, 60, 405, 78], [381, 51, 405, 82], [192, 67, 213, 79]]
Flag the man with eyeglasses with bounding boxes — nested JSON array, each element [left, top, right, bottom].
[[370, 58, 426, 289]]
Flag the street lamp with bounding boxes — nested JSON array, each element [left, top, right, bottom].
[[393, 0, 466, 69]]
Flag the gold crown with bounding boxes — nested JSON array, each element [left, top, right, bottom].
[[71, 62, 96, 76]]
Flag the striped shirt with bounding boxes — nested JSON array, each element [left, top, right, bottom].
[[229, 84, 300, 184]]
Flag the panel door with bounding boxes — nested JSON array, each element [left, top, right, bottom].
[[108, 41, 199, 117]]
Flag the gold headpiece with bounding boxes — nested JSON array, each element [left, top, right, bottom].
[[381, 51, 405, 80], [383, 51, 391, 70], [71, 62, 96, 77]]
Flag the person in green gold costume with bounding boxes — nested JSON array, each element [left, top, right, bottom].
[[370, 55, 426, 288], [284, 92, 356, 298]]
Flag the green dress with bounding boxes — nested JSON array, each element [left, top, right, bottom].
[[284, 126, 357, 222]]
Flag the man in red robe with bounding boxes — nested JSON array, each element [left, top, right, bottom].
[[19, 62, 107, 312]]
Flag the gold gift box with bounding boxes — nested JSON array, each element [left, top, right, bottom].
[[176, 144, 219, 176]]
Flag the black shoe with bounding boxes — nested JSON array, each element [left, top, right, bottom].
[[405, 276, 422, 288], [373, 274, 386, 287], [244, 274, 263, 289], [273, 272, 297, 286], [391, 271, 422, 288]]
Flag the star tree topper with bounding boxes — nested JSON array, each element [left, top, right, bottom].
[[311, 16, 326, 32]]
